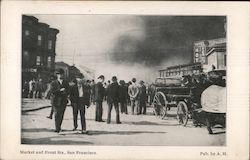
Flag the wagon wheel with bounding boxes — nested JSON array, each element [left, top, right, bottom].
[[177, 101, 189, 126], [152, 92, 167, 119]]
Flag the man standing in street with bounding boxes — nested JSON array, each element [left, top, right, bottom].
[[128, 78, 139, 115], [138, 80, 147, 115], [107, 76, 121, 124], [95, 75, 105, 122], [69, 73, 90, 134], [50, 68, 69, 133], [119, 80, 128, 114]]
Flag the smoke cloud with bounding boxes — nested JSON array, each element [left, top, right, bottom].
[[34, 15, 225, 83]]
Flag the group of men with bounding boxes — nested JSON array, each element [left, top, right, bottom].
[[48, 68, 148, 134], [22, 78, 45, 98]]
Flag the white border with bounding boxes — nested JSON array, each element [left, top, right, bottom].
[[1, 1, 249, 160]]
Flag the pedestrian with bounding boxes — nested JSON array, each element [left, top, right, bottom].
[[45, 75, 56, 119], [107, 76, 121, 124], [85, 80, 92, 105], [50, 68, 69, 133], [69, 73, 90, 134], [126, 81, 132, 106], [90, 79, 95, 105], [119, 80, 128, 114], [128, 78, 139, 115], [28, 78, 36, 98], [94, 75, 105, 122], [22, 80, 29, 98], [35, 78, 43, 98], [138, 80, 147, 115]]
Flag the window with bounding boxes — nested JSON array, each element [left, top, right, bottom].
[[36, 56, 41, 65], [38, 35, 42, 46], [47, 56, 51, 68], [48, 40, 52, 50], [25, 30, 30, 36], [23, 51, 29, 61]]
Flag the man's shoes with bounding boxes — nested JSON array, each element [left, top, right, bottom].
[[116, 122, 122, 124], [46, 116, 52, 119], [81, 130, 88, 134], [54, 130, 60, 133], [99, 120, 105, 122], [72, 128, 77, 131]]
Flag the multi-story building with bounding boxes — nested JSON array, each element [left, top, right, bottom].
[[193, 38, 226, 65], [158, 62, 202, 78], [205, 42, 226, 71], [22, 15, 59, 83]]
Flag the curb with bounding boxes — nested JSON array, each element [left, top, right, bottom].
[[22, 104, 72, 112]]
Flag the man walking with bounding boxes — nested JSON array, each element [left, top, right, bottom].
[[128, 78, 139, 115], [69, 73, 90, 134], [95, 75, 105, 122], [107, 76, 121, 124], [50, 68, 69, 133], [138, 80, 147, 115]]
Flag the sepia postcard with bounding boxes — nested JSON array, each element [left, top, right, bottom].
[[1, 1, 249, 160]]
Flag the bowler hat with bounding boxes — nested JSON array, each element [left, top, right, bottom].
[[55, 68, 65, 74], [98, 75, 105, 79]]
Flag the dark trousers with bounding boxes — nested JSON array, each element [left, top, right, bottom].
[[54, 104, 67, 132], [95, 101, 103, 121], [120, 101, 127, 114], [107, 102, 120, 124], [72, 98, 86, 131], [48, 106, 54, 118], [139, 100, 147, 114]]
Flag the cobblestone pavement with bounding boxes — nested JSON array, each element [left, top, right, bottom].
[[21, 98, 225, 146]]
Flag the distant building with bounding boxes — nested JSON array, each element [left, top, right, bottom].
[[193, 38, 226, 65], [204, 42, 226, 71], [22, 15, 59, 83], [158, 62, 202, 78], [68, 65, 81, 81], [55, 62, 70, 79]]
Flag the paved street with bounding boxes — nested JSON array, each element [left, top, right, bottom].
[[21, 98, 225, 146]]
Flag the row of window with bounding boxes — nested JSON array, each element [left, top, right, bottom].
[[24, 30, 53, 50], [23, 51, 52, 68], [160, 69, 201, 77]]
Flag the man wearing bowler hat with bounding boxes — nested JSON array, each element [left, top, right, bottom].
[[69, 73, 90, 134], [50, 68, 69, 133], [94, 75, 105, 122], [106, 76, 121, 124]]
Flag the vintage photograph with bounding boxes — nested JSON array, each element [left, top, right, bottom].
[[21, 15, 227, 146]]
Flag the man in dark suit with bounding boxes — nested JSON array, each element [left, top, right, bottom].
[[94, 75, 105, 122], [69, 73, 90, 134], [138, 80, 147, 115], [50, 68, 69, 133], [107, 76, 121, 124]]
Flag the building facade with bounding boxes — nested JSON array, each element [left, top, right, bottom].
[[22, 15, 59, 83], [205, 43, 226, 71], [193, 38, 226, 65], [159, 62, 202, 78]]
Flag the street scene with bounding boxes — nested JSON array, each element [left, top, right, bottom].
[[22, 15, 226, 146], [22, 98, 225, 145]]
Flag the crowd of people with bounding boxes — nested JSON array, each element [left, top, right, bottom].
[[22, 78, 47, 99], [35, 68, 153, 134]]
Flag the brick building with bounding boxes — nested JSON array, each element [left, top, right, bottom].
[[22, 15, 59, 83]]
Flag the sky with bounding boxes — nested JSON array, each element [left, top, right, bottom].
[[34, 15, 225, 82]]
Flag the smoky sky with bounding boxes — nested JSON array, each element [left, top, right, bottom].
[[110, 16, 225, 66]]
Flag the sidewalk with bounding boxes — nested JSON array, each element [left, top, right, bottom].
[[22, 98, 52, 112]]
